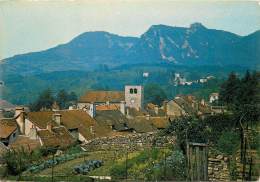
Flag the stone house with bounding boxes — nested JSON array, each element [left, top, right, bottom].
[[209, 93, 219, 103], [164, 95, 214, 118]]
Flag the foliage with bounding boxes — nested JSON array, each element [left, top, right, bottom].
[[3, 64, 245, 105], [29, 89, 77, 111], [4, 147, 43, 175], [27, 152, 86, 173], [2, 110, 15, 118], [65, 145, 83, 155], [164, 117, 210, 153], [56, 89, 77, 109], [144, 83, 167, 106], [29, 88, 54, 111], [145, 149, 186, 181], [216, 131, 240, 155], [109, 148, 186, 180], [110, 148, 167, 179], [219, 71, 260, 124], [73, 160, 103, 175]]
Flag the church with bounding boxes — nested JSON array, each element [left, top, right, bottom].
[[77, 85, 144, 117]]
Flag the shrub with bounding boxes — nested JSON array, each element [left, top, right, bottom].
[[73, 160, 103, 175], [216, 131, 240, 155]]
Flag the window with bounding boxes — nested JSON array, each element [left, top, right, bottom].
[[134, 88, 138, 94], [13, 132, 16, 138], [130, 88, 133, 94]]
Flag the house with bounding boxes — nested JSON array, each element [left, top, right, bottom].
[[13, 108, 76, 148], [24, 110, 112, 143], [78, 85, 144, 114], [209, 93, 219, 103], [164, 95, 213, 118], [95, 110, 134, 132], [0, 118, 19, 146]]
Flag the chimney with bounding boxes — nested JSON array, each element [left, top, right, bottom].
[[146, 114, 150, 120], [53, 113, 62, 125], [154, 105, 159, 115], [120, 101, 126, 115], [163, 101, 168, 115], [88, 102, 96, 118], [201, 99, 205, 106], [15, 107, 25, 134]]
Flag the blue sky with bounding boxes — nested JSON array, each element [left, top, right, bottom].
[[0, 0, 260, 59]]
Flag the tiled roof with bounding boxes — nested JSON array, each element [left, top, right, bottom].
[[150, 117, 170, 129], [174, 97, 197, 115], [0, 118, 17, 139], [27, 111, 58, 129], [37, 126, 75, 148], [95, 110, 130, 131], [79, 91, 124, 103], [147, 103, 156, 110], [96, 104, 119, 111], [127, 118, 156, 133], [9, 135, 41, 151], [27, 110, 113, 140]]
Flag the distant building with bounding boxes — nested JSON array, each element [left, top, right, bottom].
[[199, 78, 207, 83], [143, 72, 149, 77], [209, 93, 219, 103]]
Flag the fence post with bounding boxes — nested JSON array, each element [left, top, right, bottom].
[[52, 152, 54, 182], [164, 149, 166, 180], [125, 149, 128, 181]]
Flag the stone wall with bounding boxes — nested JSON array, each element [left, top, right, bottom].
[[208, 155, 230, 181], [83, 132, 175, 151]]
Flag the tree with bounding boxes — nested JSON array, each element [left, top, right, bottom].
[[144, 83, 167, 106], [29, 89, 54, 111], [219, 72, 240, 106], [56, 89, 69, 109], [164, 117, 209, 154]]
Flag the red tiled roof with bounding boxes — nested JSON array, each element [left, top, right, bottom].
[[37, 126, 75, 148], [0, 118, 17, 139], [27, 110, 114, 140], [9, 135, 41, 151], [79, 91, 124, 103], [96, 104, 119, 111]]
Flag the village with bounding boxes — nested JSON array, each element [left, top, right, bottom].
[[0, 86, 221, 150], [0, 1, 259, 181], [0, 83, 237, 181]]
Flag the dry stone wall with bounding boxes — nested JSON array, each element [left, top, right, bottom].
[[83, 132, 175, 151], [208, 155, 230, 181]]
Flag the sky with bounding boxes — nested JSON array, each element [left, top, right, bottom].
[[0, 0, 260, 59]]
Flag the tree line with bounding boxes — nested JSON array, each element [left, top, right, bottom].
[[29, 89, 77, 111]]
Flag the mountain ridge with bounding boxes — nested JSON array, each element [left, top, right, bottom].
[[2, 23, 259, 76]]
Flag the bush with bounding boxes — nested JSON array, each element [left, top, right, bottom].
[[216, 131, 240, 155], [145, 149, 186, 181], [73, 160, 103, 175], [4, 148, 32, 175], [27, 152, 86, 173]]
